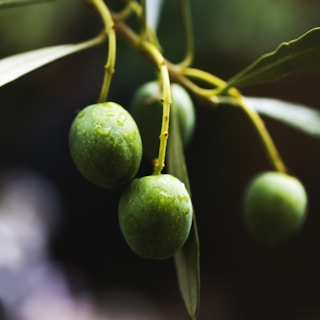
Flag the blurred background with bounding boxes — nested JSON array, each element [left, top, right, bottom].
[[1, 0, 320, 319]]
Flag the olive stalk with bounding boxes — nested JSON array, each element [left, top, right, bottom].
[[177, 0, 194, 68], [116, 0, 141, 20], [109, 8, 286, 174], [139, 41, 172, 175], [140, 0, 148, 40], [131, 0, 172, 174], [86, 0, 116, 103], [167, 66, 287, 173], [235, 97, 287, 173]]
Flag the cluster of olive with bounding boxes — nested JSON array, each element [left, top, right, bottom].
[[69, 81, 195, 259], [69, 80, 308, 259]]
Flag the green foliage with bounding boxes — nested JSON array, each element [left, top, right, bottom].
[[244, 97, 320, 138], [118, 174, 193, 259], [0, 32, 104, 87], [69, 102, 142, 189], [167, 93, 200, 319], [226, 28, 320, 88], [1, 0, 320, 319]]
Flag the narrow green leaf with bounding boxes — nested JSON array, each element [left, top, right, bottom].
[[0, 32, 105, 87], [0, 0, 55, 8], [227, 27, 320, 88], [244, 96, 320, 137], [173, 220, 200, 320], [167, 103, 200, 320]]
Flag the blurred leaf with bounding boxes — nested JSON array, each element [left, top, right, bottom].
[[146, 0, 164, 31], [167, 103, 200, 320], [226, 27, 320, 88], [0, 32, 105, 87], [0, 0, 55, 8], [244, 96, 320, 137]]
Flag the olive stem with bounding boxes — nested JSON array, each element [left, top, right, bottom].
[[177, 0, 194, 68], [180, 68, 286, 172], [125, 4, 171, 174], [109, 10, 286, 174], [116, 0, 141, 20], [135, 0, 162, 49], [236, 97, 287, 173], [182, 67, 241, 97], [86, 0, 116, 103], [138, 42, 171, 175], [140, 0, 148, 40]]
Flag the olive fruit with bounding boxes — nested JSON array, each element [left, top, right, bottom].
[[130, 80, 196, 159], [118, 174, 193, 259], [69, 102, 142, 189], [243, 171, 307, 245]]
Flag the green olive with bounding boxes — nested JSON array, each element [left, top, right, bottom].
[[69, 102, 142, 189], [130, 80, 196, 159], [243, 171, 307, 244], [118, 174, 193, 259]]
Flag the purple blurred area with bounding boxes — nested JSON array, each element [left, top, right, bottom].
[[0, 168, 172, 319]]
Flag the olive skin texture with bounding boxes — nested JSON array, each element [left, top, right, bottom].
[[130, 80, 196, 159], [243, 171, 307, 245], [69, 102, 142, 189], [118, 174, 193, 259]]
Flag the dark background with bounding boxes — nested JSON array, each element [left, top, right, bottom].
[[1, 1, 320, 319]]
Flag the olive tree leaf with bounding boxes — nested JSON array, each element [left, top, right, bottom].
[[0, 0, 55, 8], [244, 96, 320, 137], [173, 218, 200, 320], [0, 32, 105, 87], [167, 103, 200, 320], [146, 0, 164, 31], [226, 27, 320, 88]]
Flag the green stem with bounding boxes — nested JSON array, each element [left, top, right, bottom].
[[182, 68, 286, 172], [87, 0, 117, 103], [154, 69, 171, 175], [139, 0, 162, 49], [140, 0, 148, 39], [116, 0, 141, 20], [177, 0, 194, 68], [116, 3, 170, 173], [138, 41, 171, 175], [236, 97, 287, 173], [183, 67, 240, 97], [110, 12, 286, 173]]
